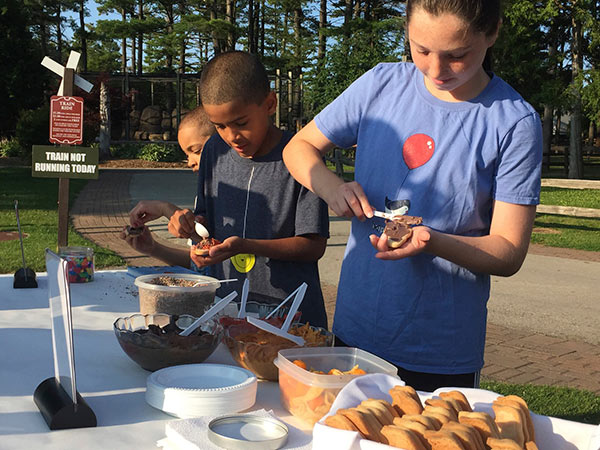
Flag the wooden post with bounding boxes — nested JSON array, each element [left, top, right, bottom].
[[57, 68, 74, 248], [40, 51, 93, 249]]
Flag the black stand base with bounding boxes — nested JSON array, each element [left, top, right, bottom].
[[14, 267, 38, 288], [33, 378, 96, 430]]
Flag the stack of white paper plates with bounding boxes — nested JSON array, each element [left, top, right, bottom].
[[146, 363, 257, 418]]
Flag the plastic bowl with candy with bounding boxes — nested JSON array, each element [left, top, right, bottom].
[[114, 313, 223, 371], [224, 321, 334, 381]]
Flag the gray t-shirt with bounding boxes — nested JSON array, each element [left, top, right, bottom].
[[194, 130, 329, 328]]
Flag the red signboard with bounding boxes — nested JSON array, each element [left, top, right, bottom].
[[49, 96, 84, 145]]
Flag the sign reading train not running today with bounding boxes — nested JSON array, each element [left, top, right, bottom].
[[31, 146, 99, 179], [50, 96, 84, 145]]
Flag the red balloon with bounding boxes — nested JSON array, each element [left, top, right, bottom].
[[403, 133, 435, 169]]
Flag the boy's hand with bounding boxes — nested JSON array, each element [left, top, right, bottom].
[[369, 226, 431, 260], [119, 225, 156, 255], [168, 208, 199, 238], [324, 181, 374, 221], [129, 200, 177, 227], [189, 236, 243, 267]]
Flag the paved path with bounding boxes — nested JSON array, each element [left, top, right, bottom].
[[71, 169, 600, 394]]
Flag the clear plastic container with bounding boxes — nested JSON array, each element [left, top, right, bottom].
[[134, 274, 220, 316], [58, 246, 94, 283], [274, 347, 398, 425]]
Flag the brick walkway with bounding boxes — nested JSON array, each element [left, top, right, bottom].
[[71, 169, 600, 394]]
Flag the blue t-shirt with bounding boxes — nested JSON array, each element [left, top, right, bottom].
[[315, 62, 542, 373]]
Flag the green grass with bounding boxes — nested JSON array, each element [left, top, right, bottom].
[[532, 214, 600, 252], [481, 379, 600, 425], [540, 187, 600, 209], [0, 167, 125, 273]]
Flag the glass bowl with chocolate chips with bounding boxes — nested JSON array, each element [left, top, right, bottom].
[[113, 313, 224, 371]]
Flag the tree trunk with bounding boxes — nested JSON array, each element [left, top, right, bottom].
[[568, 13, 583, 179], [248, 0, 255, 53], [211, 0, 221, 54], [343, 0, 352, 45], [99, 81, 111, 160], [138, 0, 143, 75], [56, 6, 63, 59], [121, 9, 127, 73], [131, 37, 137, 74], [293, 8, 303, 128], [318, 0, 327, 62], [226, 0, 236, 51], [260, 0, 265, 55], [79, 0, 87, 72]]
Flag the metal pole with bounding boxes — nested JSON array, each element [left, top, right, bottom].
[[275, 69, 281, 128]]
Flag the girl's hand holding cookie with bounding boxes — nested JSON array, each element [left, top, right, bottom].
[[370, 226, 431, 260]]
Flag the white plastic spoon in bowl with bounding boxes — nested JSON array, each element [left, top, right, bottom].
[[237, 279, 250, 319], [245, 282, 308, 346], [179, 291, 238, 336], [246, 316, 305, 346]]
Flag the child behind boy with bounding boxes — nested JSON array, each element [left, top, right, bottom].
[[168, 51, 330, 329], [120, 105, 214, 267], [178, 105, 215, 172]]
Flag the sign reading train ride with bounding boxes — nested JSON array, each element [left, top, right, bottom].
[[49, 96, 84, 145]]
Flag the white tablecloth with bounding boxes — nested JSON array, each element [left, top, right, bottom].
[[2, 270, 598, 450], [0, 270, 312, 449]]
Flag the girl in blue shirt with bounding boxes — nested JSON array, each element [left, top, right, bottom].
[[283, 0, 542, 391]]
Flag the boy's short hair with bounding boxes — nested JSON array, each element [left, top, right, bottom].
[[200, 51, 270, 106], [179, 105, 214, 137]]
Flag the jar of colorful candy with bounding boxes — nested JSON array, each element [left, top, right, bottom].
[[58, 246, 95, 283]]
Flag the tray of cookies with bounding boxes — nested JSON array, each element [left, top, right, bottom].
[[313, 373, 600, 450]]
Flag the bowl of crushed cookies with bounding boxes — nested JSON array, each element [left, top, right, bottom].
[[224, 322, 334, 382], [114, 313, 224, 371], [274, 347, 398, 425], [134, 274, 220, 317]]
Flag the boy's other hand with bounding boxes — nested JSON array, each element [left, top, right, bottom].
[[119, 225, 155, 255], [168, 209, 197, 238], [369, 226, 431, 260], [129, 200, 176, 227], [324, 181, 374, 221]]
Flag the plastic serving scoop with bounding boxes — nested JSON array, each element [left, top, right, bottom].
[[237, 279, 250, 319], [192, 278, 238, 288], [194, 221, 210, 238], [179, 291, 238, 336], [245, 283, 308, 346], [247, 316, 305, 346]]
